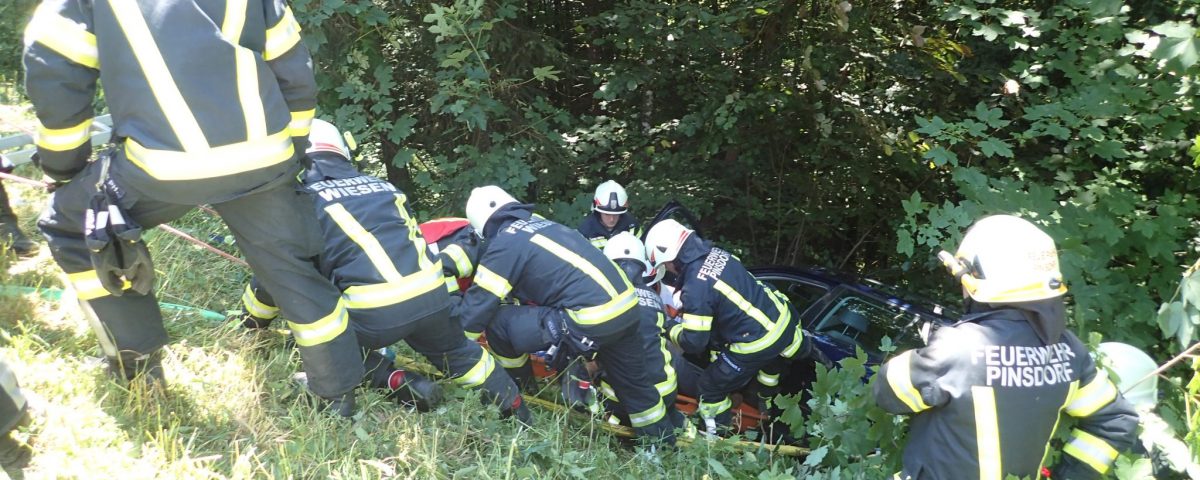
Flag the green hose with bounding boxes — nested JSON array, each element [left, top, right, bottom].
[[0, 285, 225, 322]]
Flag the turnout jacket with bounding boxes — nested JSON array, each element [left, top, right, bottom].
[[598, 278, 679, 404], [456, 204, 639, 338], [874, 309, 1138, 480], [24, 0, 316, 201], [669, 235, 803, 359], [420, 217, 479, 282], [577, 212, 639, 249]]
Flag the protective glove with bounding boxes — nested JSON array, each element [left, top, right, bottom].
[[84, 185, 154, 296]]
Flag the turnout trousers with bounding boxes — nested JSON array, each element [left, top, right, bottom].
[[487, 305, 678, 443], [38, 155, 361, 399]]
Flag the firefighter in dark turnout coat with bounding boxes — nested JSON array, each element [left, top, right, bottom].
[[240, 121, 528, 420], [456, 186, 677, 443], [645, 219, 813, 434], [874, 215, 1138, 480], [577, 180, 639, 249], [25, 0, 359, 411]]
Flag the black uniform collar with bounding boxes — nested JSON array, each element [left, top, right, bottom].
[[675, 233, 713, 265], [482, 202, 535, 238], [959, 297, 1067, 345], [302, 152, 361, 184]]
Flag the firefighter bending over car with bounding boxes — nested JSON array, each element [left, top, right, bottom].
[[239, 120, 529, 421], [874, 215, 1138, 479], [25, 0, 368, 414], [644, 220, 823, 435], [454, 186, 678, 444], [577, 180, 640, 249]]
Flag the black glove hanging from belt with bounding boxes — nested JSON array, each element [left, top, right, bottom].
[[83, 152, 154, 296], [542, 309, 599, 372]]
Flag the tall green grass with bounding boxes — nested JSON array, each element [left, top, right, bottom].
[[0, 168, 802, 479]]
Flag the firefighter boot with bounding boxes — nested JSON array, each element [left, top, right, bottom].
[[0, 217, 36, 257], [383, 369, 443, 412], [106, 350, 166, 388], [501, 394, 533, 426]]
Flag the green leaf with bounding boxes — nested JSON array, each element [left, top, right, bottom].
[[915, 116, 947, 137], [532, 66, 561, 82], [973, 23, 1003, 42], [803, 445, 829, 466], [1183, 274, 1200, 308], [707, 458, 733, 479], [1151, 22, 1200, 71], [1091, 140, 1127, 160], [391, 148, 416, 168], [978, 137, 1014, 158], [387, 115, 418, 143], [923, 147, 957, 166], [1158, 301, 1184, 338], [896, 228, 915, 256]]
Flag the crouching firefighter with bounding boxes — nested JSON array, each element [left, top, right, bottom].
[[25, 0, 366, 412], [238, 120, 529, 421], [644, 220, 820, 435], [456, 186, 677, 444], [874, 215, 1138, 480]]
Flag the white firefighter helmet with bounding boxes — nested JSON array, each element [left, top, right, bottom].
[[937, 215, 1067, 304], [1096, 342, 1157, 410], [307, 119, 350, 159], [644, 219, 693, 270], [604, 231, 664, 286], [466, 186, 519, 237], [593, 180, 629, 214]]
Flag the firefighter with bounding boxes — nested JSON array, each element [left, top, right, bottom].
[[0, 359, 31, 476], [25, 0, 361, 415], [457, 185, 677, 444], [577, 180, 640, 249], [874, 215, 1138, 479], [644, 219, 814, 435], [239, 120, 529, 421]]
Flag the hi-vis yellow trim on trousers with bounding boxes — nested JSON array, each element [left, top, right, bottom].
[[24, 4, 99, 69], [110, 0, 209, 152], [289, 109, 315, 137], [125, 130, 295, 181], [885, 351, 932, 413], [972, 386, 1002, 480], [1063, 429, 1119, 474], [263, 7, 302, 61], [1065, 370, 1118, 417], [242, 284, 279, 319], [628, 399, 667, 428], [287, 298, 348, 347], [699, 397, 732, 418], [455, 349, 496, 388], [36, 118, 92, 152], [757, 371, 780, 387], [68, 270, 131, 300]]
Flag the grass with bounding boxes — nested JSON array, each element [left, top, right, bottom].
[[0, 164, 805, 479]]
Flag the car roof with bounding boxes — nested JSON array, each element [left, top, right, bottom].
[[748, 264, 958, 324]]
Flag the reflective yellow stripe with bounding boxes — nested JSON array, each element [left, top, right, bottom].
[[474, 266, 514, 299], [1039, 380, 1078, 478], [445, 276, 459, 292], [110, 0, 209, 151], [886, 351, 931, 412], [781, 327, 805, 358], [757, 371, 780, 387], [442, 243, 474, 277], [234, 48, 267, 139], [124, 129, 294, 180], [568, 287, 637, 325], [324, 202, 405, 281], [1065, 370, 1118, 417], [972, 386, 1002, 480], [629, 399, 667, 427], [455, 349, 495, 388], [681, 313, 712, 331], [24, 5, 99, 68], [972, 278, 1068, 304], [713, 280, 774, 330], [393, 194, 433, 270], [668, 323, 683, 346], [729, 310, 792, 355], [341, 267, 446, 309], [287, 298, 348, 347], [68, 270, 130, 300], [263, 6, 302, 61], [465, 331, 482, 341], [492, 351, 528, 369], [718, 280, 796, 355], [530, 234, 619, 296], [241, 284, 279, 319], [1063, 429, 1119, 474], [36, 118, 92, 151], [658, 340, 677, 397], [599, 380, 618, 402], [699, 397, 732, 418], [289, 109, 315, 137], [220, 0, 247, 43], [590, 237, 607, 249]]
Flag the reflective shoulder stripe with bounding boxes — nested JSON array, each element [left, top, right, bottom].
[[341, 267, 445, 310], [1063, 429, 1119, 474], [287, 298, 348, 347], [885, 351, 932, 413], [698, 397, 732, 418], [442, 243, 474, 277], [263, 6, 302, 61], [324, 203, 406, 282], [1065, 370, 1118, 417], [24, 4, 99, 69], [241, 283, 279, 319], [628, 399, 667, 428], [68, 270, 129, 300], [681, 313, 713, 331], [972, 386, 1002, 480], [124, 130, 294, 180], [289, 109, 315, 137], [36, 118, 92, 152], [109, 0, 209, 152], [529, 234, 618, 297], [454, 349, 495, 388], [474, 265, 514, 299]]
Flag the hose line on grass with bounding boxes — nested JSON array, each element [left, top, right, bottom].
[[0, 285, 225, 322]]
